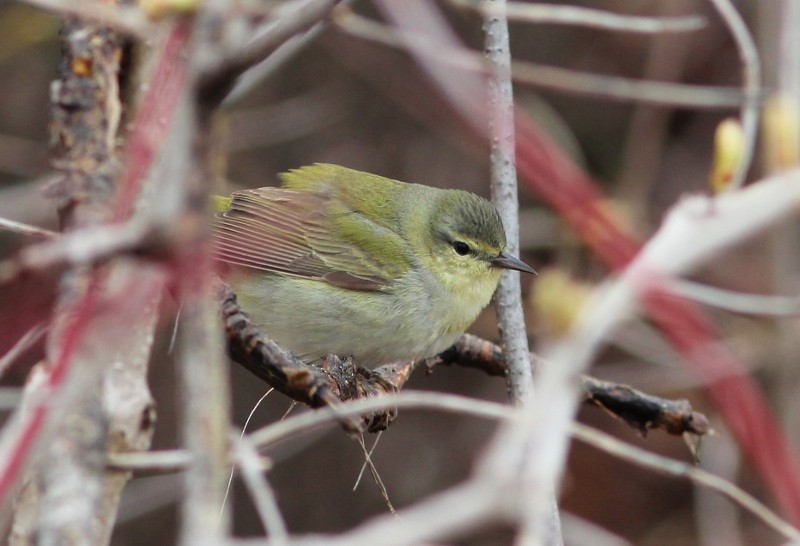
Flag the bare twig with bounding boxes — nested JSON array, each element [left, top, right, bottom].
[[6, 15, 140, 545], [242, 391, 796, 543], [233, 434, 289, 543], [106, 450, 193, 472], [222, 388, 274, 516], [174, 18, 234, 543], [672, 280, 800, 317], [335, 11, 747, 109], [222, 0, 355, 108], [0, 220, 161, 286], [571, 423, 800, 543], [708, 0, 761, 190], [581, 376, 711, 437], [198, 0, 341, 107], [354, 434, 395, 513], [7, 14, 191, 545], [176, 239, 232, 546], [453, 0, 706, 34], [483, 1, 562, 542], [433, 334, 710, 438], [0, 217, 58, 240], [483, 0, 533, 405], [352, 432, 382, 491], [0, 323, 47, 379]]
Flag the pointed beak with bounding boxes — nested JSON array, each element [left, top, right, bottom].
[[491, 251, 537, 274]]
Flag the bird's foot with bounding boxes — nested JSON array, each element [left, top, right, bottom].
[[318, 354, 398, 432], [355, 365, 399, 432]]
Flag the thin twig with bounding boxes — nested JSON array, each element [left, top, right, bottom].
[[433, 334, 711, 438], [708, 0, 761, 190], [453, 0, 706, 34], [672, 279, 800, 317], [222, 388, 274, 517], [106, 450, 193, 471], [198, 0, 341, 106], [0, 217, 58, 240], [571, 423, 800, 542], [234, 434, 289, 544], [162, 6, 234, 544], [0, 220, 158, 286], [243, 391, 799, 543], [353, 432, 382, 491], [335, 10, 747, 109], [355, 434, 395, 514], [0, 323, 47, 379], [222, 0, 355, 108]]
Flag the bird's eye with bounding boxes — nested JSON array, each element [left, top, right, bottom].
[[453, 241, 471, 256]]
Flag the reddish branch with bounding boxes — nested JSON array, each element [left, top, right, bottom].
[[0, 14, 125, 506], [0, 22, 191, 509], [113, 22, 191, 221]]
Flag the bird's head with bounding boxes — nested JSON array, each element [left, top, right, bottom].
[[420, 190, 535, 307]]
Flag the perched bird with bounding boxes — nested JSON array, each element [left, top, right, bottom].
[[212, 164, 535, 367]]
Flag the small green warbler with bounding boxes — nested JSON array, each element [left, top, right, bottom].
[[212, 164, 534, 367]]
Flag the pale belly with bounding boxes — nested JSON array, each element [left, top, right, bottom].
[[229, 270, 486, 367]]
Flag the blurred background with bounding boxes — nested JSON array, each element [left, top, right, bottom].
[[0, 1, 796, 545]]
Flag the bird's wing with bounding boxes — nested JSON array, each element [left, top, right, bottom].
[[212, 187, 410, 291]]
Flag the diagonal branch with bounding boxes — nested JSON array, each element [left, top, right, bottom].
[[220, 282, 711, 440], [197, 0, 342, 107]]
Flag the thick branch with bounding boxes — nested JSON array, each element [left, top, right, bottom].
[[434, 334, 711, 438], [220, 285, 711, 439], [9, 15, 161, 546]]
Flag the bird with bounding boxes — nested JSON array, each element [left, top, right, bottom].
[[212, 163, 535, 368]]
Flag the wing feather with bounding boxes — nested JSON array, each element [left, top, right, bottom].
[[212, 186, 410, 291]]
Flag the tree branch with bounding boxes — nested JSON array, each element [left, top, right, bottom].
[[220, 283, 711, 440]]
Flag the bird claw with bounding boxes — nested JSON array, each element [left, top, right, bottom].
[[318, 354, 399, 432]]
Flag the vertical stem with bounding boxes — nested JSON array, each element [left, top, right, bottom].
[[178, 268, 231, 546], [175, 98, 232, 545], [482, 0, 532, 406], [482, 2, 562, 544], [9, 15, 159, 546], [707, 0, 761, 191]]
